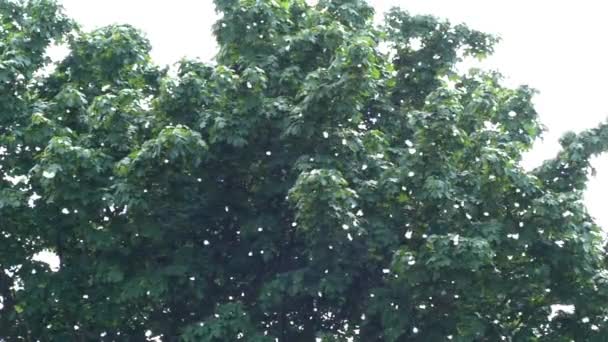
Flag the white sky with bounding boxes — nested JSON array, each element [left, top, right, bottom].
[[56, 0, 608, 228]]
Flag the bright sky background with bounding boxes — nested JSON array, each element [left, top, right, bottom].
[[55, 0, 608, 228]]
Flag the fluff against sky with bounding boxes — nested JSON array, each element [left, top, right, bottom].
[[54, 0, 608, 228]]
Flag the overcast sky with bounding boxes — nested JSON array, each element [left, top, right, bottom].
[[55, 0, 608, 228]]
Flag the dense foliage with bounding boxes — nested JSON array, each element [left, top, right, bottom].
[[2, 0, 608, 340]]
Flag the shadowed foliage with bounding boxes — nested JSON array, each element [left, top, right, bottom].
[[1, 0, 608, 341]]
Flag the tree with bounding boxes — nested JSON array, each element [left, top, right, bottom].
[[2, 0, 608, 340]]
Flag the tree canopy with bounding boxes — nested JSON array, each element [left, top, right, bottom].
[[2, 0, 608, 341]]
